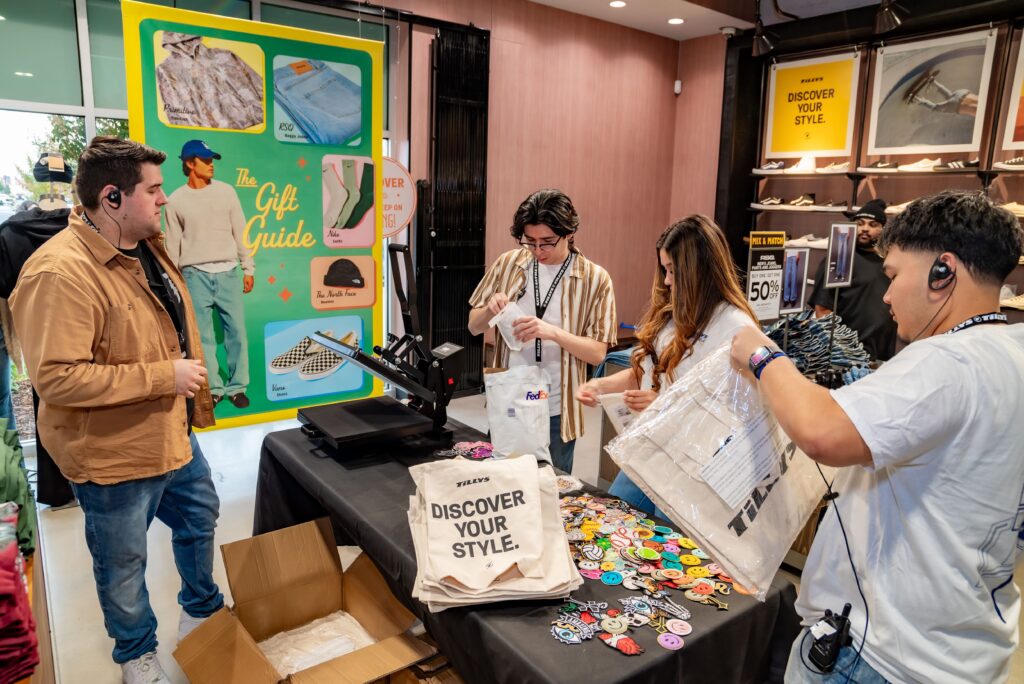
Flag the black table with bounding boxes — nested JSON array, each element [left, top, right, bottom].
[[254, 422, 801, 684]]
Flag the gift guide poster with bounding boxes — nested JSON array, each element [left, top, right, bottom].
[[123, 0, 384, 428]]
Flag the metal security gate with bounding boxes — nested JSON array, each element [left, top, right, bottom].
[[417, 28, 490, 393]]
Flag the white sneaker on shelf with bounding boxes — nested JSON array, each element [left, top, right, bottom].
[[121, 652, 170, 684], [999, 202, 1024, 218], [897, 157, 941, 172], [178, 612, 208, 643], [994, 156, 1024, 171], [753, 160, 786, 175], [1000, 293, 1024, 310], [784, 155, 817, 174], [785, 234, 829, 249], [885, 201, 912, 215], [815, 161, 849, 174]]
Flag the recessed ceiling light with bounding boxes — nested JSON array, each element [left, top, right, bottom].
[[609, 1, 626, 7], [668, 18, 685, 25], [0, 16, 7, 21], [14, 72, 33, 78]]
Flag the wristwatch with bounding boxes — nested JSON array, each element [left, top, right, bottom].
[[748, 345, 786, 380]]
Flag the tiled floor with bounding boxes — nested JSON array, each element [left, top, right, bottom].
[[30, 395, 1024, 682]]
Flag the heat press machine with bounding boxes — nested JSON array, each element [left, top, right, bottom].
[[298, 244, 462, 454]]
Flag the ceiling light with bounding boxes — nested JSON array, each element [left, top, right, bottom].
[[609, 1, 626, 7], [875, 0, 908, 34], [0, 16, 7, 21], [14, 72, 33, 78], [668, 18, 684, 25]]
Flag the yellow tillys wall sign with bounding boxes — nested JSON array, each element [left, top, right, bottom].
[[764, 52, 859, 159]]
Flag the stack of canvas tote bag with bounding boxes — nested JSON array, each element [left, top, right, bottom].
[[408, 454, 581, 612]]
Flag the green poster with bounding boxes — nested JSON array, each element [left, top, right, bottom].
[[123, 1, 385, 429]]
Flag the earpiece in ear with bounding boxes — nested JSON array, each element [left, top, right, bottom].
[[105, 188, 122, 209], [928, 257, 955, 290]]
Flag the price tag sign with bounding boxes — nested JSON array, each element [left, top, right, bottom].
[[746, 231, 785, 321]]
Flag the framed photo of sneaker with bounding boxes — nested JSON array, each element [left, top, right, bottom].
[[824, 224, 857, 289], [763, 52, 860, 159], [867, 30, 997, 155]]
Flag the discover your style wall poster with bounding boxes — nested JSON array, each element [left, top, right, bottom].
[[867, 29, 996, 156], [763, 52, 860, 159], [122, 0, 385, 429]]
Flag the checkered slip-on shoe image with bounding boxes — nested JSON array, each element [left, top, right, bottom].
[[268, 329, 334, 374], [297, 349, 346, 380], [297, 331, 360, 380]]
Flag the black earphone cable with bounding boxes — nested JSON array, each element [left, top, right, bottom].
[[101, 193, 124, 249], [911, 275, 957, 342]]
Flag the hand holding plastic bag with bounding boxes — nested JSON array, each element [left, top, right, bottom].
[[606, 345, 832, 600]]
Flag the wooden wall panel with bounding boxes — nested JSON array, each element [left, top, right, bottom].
[[392, 0, 726, 326], [670, 34, 727, 221]]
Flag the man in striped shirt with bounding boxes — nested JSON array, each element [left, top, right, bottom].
[[469, 189, 617, 473]]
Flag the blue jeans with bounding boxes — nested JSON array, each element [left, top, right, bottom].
[[609, 471, 667, 518], [0, 324, 12, 430], [549, 414, 577, 474], [785, 628, 890, 684], [274, 59, 362, 145], [183, 266, 249, 397], [784, 254, 799, 306], [835, 232, 850, 280], [71, 433, 223, 664]]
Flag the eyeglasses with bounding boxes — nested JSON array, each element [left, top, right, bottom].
[[518, 236, 563, 252]]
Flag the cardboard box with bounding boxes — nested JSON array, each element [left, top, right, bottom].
[[174, 519, 436, 684]]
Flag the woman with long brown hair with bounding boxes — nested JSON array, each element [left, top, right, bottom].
[[578, 214, 756, 514]]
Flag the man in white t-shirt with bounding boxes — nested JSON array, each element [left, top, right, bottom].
[[731, 190, 1024, 683]]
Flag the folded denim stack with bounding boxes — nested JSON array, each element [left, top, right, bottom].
[[763, 311, 872, 381], [408, 455, 581, 612], [0, 502, 38, 683]]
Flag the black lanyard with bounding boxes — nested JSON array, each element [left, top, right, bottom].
[[945, 312, 1008, 335], [532, 254, 573, 362]]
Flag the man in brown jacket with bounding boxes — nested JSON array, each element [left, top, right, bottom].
[[10, 137, 221, 684]]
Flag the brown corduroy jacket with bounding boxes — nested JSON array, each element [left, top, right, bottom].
[[10, 208, 215, 484]]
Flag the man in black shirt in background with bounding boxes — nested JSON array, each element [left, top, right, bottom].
[[808, 199, 898, 361]]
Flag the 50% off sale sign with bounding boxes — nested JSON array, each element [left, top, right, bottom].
[[746, 232, 785, 321]]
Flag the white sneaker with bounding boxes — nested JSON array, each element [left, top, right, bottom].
[[1001, 293, 1024, 310], [784, 155, 817, 174], [999, 202, 1024, 218], [177, 611, 208, 643], [753, 160, 786, 175], [897, 157, 941, 172], [815, 161, 849, 174], [994, 156, 1024, 170], [121, 652, 170, 684], [885, 201, 912, 215]]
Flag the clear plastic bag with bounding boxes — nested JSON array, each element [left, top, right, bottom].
[[489, 301, 528, 352], [606, 345, 832, 601]]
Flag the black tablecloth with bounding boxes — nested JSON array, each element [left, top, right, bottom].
[[254, 423, 801, 684]]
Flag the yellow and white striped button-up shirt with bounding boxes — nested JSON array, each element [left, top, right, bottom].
[[469, 248, 617, 442]]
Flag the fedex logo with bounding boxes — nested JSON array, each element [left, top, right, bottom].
[[525, 390, 549, 401]]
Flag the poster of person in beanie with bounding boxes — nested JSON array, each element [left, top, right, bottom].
[[165, 139, 254, 410]]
